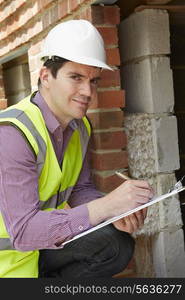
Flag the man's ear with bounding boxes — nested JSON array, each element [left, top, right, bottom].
[[39, 67, 51, 88]]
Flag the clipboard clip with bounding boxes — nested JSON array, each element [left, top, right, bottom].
[[168, 175, 185, 193], [168, 176, 185, 205]]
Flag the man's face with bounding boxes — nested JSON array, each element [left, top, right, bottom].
[[41, 61, 101, 128]]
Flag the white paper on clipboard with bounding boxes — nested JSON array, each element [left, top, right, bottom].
[[62, 186, 185, 246]]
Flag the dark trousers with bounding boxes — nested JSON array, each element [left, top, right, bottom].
[[38, 224, 135, 278]]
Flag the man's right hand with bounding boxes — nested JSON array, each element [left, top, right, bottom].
[[87, 179, 154, 226]]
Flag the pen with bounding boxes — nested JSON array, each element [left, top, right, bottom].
[[115, 171, 131, 180]]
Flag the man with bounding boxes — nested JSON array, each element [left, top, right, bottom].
[[0, 20, 153, 278]]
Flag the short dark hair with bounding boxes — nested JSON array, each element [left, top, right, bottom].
[[38, 56, 69, 87]]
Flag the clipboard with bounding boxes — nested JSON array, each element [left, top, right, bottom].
[[62, 185, 185, 246]]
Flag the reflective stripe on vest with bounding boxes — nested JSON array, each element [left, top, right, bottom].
[[0, 238, 14, 250], [0, 108, 46, 175], [0, 95, 91, 277]]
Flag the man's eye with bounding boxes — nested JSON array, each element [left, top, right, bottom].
[[91, 79, 99, 85], [70, 75, 81, 81]]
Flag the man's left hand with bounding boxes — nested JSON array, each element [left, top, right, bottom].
[[112, 208, 147, 233]]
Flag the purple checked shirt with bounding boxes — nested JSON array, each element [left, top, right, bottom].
[[0, 91, 102, 251]]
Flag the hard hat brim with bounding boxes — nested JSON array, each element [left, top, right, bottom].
[[69, 56, 114, 71], [40, 53, 113, 71]]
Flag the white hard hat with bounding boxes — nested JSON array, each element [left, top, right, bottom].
[[40, 19, 113, 71]]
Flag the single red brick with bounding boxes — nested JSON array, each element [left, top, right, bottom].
[[68, 0, 79, 12], [58, 0, 68, 19], [104, 6, 120, 25], [91, 131, 127, 150], [97, 27, 118, 46], [89, 90, 125, 109], [91, 150, 128, 171], [92, 173, 126, 193], [99, 69, 120, 88], [106, 47, 120, 66], [92, 5, 120, 25], [87, 110, 123, 130]]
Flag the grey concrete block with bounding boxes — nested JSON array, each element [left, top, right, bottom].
[[153, 230, 185, 277], [4, 64, 31, 94], [8, 90, 31, 106], [152, 116, 180, 172], [119, 9, 170, 63], [121, 56, 174, 113], [124, 113, 156, 178], [125, 114, 180, 176], [133, 173, 183, 237]]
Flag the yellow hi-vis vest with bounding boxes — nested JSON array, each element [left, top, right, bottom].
[[0, 95, 91, 278]]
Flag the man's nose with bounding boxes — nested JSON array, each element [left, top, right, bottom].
[[80, 82, 92, 97]]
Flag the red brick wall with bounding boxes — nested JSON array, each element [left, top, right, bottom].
[[0, 0, 134, 277], [87, 6, 128, 194]]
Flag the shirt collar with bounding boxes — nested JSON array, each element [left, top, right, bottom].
[[31, 91, 79, 133]]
